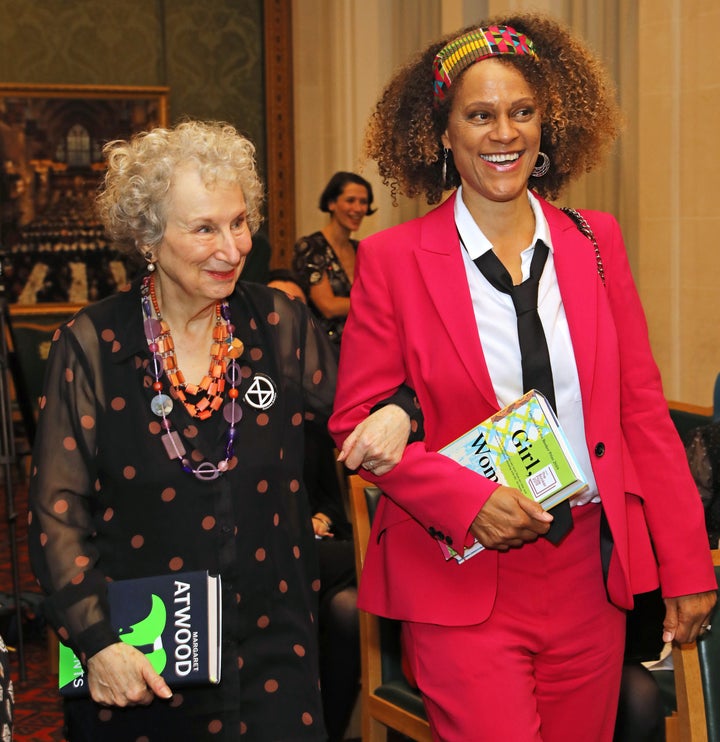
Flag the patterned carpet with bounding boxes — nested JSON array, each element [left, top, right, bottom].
[[12, 652, 65, 742], [0, 465, 65, 741]]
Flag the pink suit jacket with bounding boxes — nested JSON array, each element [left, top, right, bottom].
[[330, 192, 717, 625]]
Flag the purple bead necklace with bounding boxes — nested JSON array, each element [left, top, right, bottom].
[[141, 275, 244, 481]]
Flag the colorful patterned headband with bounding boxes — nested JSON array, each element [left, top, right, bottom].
[[432, 25, 537, 103]]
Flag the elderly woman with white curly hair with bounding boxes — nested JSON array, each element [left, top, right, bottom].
[[28, 120, 417, 742]]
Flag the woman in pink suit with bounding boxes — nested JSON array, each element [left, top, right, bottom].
[[331, 13, 716, 742]]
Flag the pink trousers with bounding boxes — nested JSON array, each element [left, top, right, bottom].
[[402, 503, 626, 742]]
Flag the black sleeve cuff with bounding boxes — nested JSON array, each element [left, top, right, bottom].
[[370, 384, 425, 444], [75, 622, 121, 663]]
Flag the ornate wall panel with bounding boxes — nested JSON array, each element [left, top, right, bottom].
[[0, 1, 163, 85], [162, 0, 265, 176], [0, 1, 265, 167]]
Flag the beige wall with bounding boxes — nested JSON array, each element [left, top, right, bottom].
[[291, 0, 441, 241], [638, 0, 720, 405], [293, 0, 633, 234], [292, 0, 720, 405]]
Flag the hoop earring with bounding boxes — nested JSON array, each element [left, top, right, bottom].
[[442, 148, 449, 188], [532, 151, 550, 178], [144, 250, 156, 273]]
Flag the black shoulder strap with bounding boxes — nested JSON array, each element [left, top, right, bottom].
[[560, 207, 606, 286]]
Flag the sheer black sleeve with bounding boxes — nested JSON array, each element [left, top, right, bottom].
[[28, 313, 119, 662], [255, 285, 337, 425]]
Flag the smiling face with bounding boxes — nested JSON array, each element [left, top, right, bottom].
[[441, 58, 541, 207], [328, 182, 370, 233], [153, 164, 253, 313]]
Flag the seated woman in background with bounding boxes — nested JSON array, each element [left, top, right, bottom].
[[293, 172, 375, 353]]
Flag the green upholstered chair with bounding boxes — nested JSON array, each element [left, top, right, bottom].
[[348, 475, 432, 742], [666, 550, 720, 742], [713, 374, 720, 423]]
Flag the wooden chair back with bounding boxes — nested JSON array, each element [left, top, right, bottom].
[[666, 549, 720, 742], [348, 474, 432, 742]]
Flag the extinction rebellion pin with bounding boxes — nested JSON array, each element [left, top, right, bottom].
[[243, 373, 277, 410]]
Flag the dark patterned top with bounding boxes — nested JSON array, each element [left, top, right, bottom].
[[28, 277, 336, 741], [685, 422, 720, 548], [292, 231, 356, 349]]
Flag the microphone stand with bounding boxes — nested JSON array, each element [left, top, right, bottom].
[[0, 246, 26, 681]]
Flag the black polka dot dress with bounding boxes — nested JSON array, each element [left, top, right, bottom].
[[28, 278, 335, 741]]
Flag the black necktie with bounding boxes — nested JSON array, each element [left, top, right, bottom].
[[473, 240, 573, 543]]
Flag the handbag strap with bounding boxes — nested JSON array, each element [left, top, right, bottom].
[[560, 207, 606, 286]]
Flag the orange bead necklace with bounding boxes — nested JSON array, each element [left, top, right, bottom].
[[141, 274, 246, 480], [146, 274, 244, 420]]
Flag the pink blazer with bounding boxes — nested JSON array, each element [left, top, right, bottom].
[[330, 193, 717, 625]]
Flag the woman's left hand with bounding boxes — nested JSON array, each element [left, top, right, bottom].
[[338, 404, 411, 475], [311, 512, 334, 538], [663, 590, 717, 644]]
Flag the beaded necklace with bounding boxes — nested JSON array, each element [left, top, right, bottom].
[[141, 274, 245, 480]]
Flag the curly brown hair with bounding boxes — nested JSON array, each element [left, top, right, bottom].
[[364, 13, 622, 204]]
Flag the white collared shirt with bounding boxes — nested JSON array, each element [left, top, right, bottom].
[[455, 187, 599, 504]]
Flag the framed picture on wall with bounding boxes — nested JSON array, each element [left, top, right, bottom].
[[0, 83, 169, 305]]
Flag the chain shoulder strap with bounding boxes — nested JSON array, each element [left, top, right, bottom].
[[560, 207, 606, 286]]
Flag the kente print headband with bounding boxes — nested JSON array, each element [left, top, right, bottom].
[[432, 25, 537, 103]]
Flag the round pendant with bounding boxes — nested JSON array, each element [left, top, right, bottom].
[[227, 337, 244, 359], [223, 400, 243, 425], [151, 393, 174, 417], [193, 461, 222, 481]]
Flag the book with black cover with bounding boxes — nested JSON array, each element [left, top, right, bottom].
[[58, 570, 222, 696]]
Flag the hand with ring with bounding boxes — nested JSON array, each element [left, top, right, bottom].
[[662, 590, 717, 644]]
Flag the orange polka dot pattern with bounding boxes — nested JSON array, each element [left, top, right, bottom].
[[28, 281, 335, 740]]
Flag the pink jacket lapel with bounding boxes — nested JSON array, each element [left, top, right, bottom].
[[541, 200, 602, 403], [414, 194, 499, 411]]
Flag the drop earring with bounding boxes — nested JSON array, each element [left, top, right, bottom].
[[442, 148, 449, 188], [144, 250, 156, 272]]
